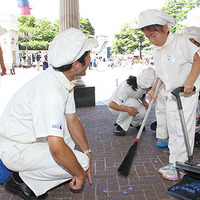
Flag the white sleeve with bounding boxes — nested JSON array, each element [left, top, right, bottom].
[[31, 90, 65, 138], [65, 89, 76, 114]]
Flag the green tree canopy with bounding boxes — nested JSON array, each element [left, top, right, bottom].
[[80, 17, 95, 38], [18, 16, 95, 50], [18, 16, 59, 50], [162, 0, 200, 32], [111, 22, 151, 57]]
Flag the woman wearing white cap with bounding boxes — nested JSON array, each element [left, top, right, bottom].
[[0, 28, 98, 198], [108, 67, 155, 136], [136, 9, 200, 180]]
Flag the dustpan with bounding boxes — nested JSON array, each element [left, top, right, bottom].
[[167, 174, 200, 200], [167, 87, 200, 200]]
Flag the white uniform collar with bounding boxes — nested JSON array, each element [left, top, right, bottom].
[[156, 32, 175, 52], [49, 66, 75, 91]]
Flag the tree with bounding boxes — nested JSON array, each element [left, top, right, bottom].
[[111, 22, 151, 57], [18, 15, 59, 50], [80, 17, 95, 38], [162, 0, 200, 32], [18, 16, 95, 50]]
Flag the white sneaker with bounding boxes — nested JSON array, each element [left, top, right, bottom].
[[158, 164, 173, 175], [162, 166, 185, 181]]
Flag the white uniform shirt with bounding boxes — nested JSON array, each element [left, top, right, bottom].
[[0, 66, 76, 143], [153, 32, 200, 95], [109, 80, 146, 105]]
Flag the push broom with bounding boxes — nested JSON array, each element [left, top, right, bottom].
[[117, 79, 161, 177]]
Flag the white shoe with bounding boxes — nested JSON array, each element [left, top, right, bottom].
[[162, 166, 185, 181], [158, 164, 173, 175]]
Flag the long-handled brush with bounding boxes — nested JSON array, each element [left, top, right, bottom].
[[117, 79, 162, 177]]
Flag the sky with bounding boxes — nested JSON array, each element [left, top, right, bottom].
[[1, 0, 200, 42], [0, 0, 166, 41]]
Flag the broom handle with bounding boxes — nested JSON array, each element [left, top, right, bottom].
[[136, 79, 162, 140]]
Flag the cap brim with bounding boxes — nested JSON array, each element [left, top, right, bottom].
[[85, 38, 98, 51], [75, 38, 98, 61]]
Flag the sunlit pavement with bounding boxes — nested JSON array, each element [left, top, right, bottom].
[[0, 62, 148, 115]]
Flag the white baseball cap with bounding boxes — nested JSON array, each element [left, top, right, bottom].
[[135, 9, 176, 30], [48, 28, 98, 68], [137, 67, 156, 88], [181, 26, 200, 44]]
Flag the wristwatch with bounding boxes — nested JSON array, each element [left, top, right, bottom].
[[83, 149, 92, 154]]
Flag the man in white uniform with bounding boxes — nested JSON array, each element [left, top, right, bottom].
[[0, 28, 98, 199]]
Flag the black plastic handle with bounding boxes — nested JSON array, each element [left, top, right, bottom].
[[171, 86, 196, 110]]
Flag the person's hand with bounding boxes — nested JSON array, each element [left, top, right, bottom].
[[148, 89, 158, 103], [69, 174, 86, 191], [183, 79, 194, 94], [127, 107, 139, 116], [86, 152, 92, 184], [142, 100, 149, 110]]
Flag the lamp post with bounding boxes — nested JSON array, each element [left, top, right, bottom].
[[20, 32, 32, 67], [20, 32, 32, 59]]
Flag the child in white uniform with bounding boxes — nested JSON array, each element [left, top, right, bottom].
[[151, 26, 200, 148], [108, 67, 155, 136], [136, 9, 200, 180]]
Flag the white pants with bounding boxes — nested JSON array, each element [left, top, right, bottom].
[[166, 92, 198, 164], [110, 98, 146, 131], [0, 138, 89, 197], [155, 86, 168, 139]]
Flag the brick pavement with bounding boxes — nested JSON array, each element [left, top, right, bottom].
[[1, 104, 200, 200]]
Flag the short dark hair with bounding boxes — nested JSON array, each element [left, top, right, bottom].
[[141, 24, 166, 33], [53, 51, 90, 72], [126, 75, 138, 91]]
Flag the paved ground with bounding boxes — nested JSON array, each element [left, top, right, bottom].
[[1, 104, 200, 200], [0, 66, 200, 199]]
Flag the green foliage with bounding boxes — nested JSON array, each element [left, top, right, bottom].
[[111, 22, 151, 57], [80, 17, 95, 38], [18, 16, 94, 50], [19, 41, 50, 50], [162, 0, 200, 32]]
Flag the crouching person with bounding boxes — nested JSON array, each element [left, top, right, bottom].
[[108, 67, 155, 136], [0, 28, 98, 199]]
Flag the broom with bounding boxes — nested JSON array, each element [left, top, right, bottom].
[[117, 79, 162, 177]]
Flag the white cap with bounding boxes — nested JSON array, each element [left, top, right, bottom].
[[181, 26, 200, 44], [135, 9, 176, 30], [137, 67, 156, 88], [0, 25, 6, 36], [48, 28, 98, 68]]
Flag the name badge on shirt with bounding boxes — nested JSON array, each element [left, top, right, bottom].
[[166, 55, 175, 64]]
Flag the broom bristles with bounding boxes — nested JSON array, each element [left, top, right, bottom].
[[117, 141, 138, 177]]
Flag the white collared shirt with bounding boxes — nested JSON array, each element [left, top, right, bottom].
[[0, 66, 76, 143], [109, 80, 146, 105], [153, 32, 200, 95]]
